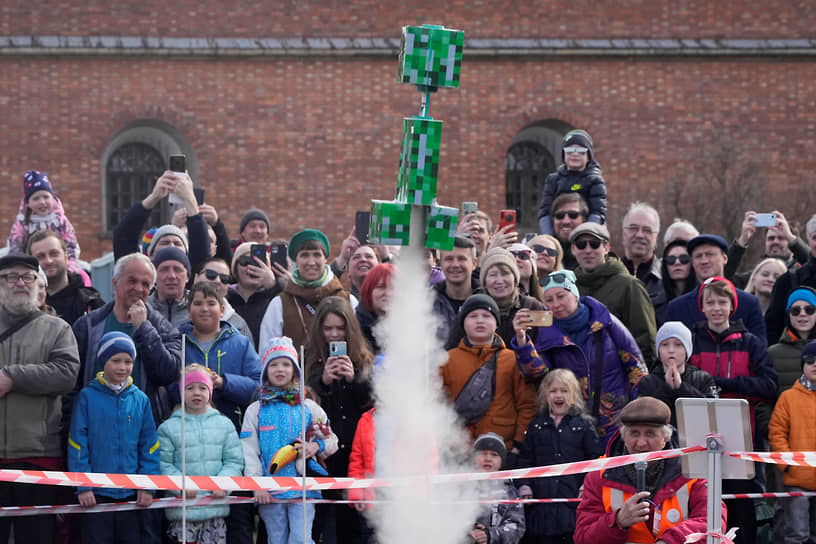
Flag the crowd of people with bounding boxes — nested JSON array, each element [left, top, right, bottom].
[[2, 126, 816, 544]]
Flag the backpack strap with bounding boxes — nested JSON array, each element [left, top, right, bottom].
[[0, 312, 41, 345]]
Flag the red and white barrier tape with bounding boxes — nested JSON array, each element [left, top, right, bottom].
[[0, 444, 704, 494], [728, 451, 816, 466], [684, 527, 737, 544]]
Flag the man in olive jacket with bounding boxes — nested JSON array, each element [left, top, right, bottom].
[[0, 254, 79, 542], [572, 222, 657, 366]]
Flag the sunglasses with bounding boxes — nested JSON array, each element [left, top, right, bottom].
[[203, 269, 231, 284], [664, 254, 690, 265], [573, 238, 602, 250], [237, 255, 255, 267], [532, 245, 558, 257], [804, 356, 816, 366], [554, 210, 582, 220], [510, 251, 531, 260], [563, 146, 588, 155], [789, 305, 816, 316], [541, 270, 576, 291]]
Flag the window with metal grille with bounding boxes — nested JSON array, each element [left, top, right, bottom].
[[505, 140, 555, 233], [105, 142, 169, 233]]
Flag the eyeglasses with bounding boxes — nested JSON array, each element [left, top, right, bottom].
[[237, 256, 255, 267], [203, 269, 231, 284], [554, 210, 582, 220], [510, 251, 531, 261], [664, 254, 690, 265], [564, 146, 588, 155], [532, 245, 558, 257], [624, 225, 655, 236], [789, 305, 816, 316], [0, 272, 37, 285], [573, 238, 602, 250]]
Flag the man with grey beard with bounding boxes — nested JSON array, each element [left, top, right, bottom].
[[0, 254, 79, 542]]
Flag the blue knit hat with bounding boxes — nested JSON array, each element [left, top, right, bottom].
[[801, 339, 816, 370], [260, 336, 301, 385], [97, 332, 136, 364], [656, 321, 693, 362], [23, 170, 54, 202], [786, 287, 816, 312]]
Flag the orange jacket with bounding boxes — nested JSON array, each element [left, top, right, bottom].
[[441, 335, 537, 450], [769, 380, 816, 489]]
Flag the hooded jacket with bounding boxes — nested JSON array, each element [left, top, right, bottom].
[[177, 320, 262, 430], [158, 406, 244, 520], [441, 334, 537, 449], [667, 284, 767, 345], [512, 297, 647, 444], [766, 255, 816, 345], [574, 429, 725, 544], [68, 374, 159, 499], [769, 328, 813, 393], [575, 255, 657, 364], [537, 162, 607, 234], [769, 380, 816, 489]]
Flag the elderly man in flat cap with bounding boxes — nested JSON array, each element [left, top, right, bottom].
[[574, 397, 726, 544]]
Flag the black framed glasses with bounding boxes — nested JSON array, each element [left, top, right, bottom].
[[573, 238, 602, 250], [0, 272, 37, 285], [664, 254, 690, 265], [510, 251, 531, 261], [532, 245, 558, 257], [203, 269, 231, 284], [554, 210, 581, 220], [789, 305, 816, 316], [237, 256, 255, 267]]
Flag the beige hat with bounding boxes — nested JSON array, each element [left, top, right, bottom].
[[569, 222, 610, 244]]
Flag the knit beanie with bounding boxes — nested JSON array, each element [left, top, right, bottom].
[[151, 246, 191, 277], [240, 209, 270, 235], [261, 336, 301, 385], [786, 286, 816, 312], [458, 294, 500, 327], [147, 224, 189, 256], [697, 276, 738, 317], [97, 332, 136, 365], [141, 227, 157, 255], [180, 363, 214, 401], [541, 269, 580, 298], [479, 247, 520, 289], [289, 228, 330, 260], [562, 129, 594, 162], [473, 432, 507, 467], [656, 321, 693, 362], [802, 339, 816, 370], [23, 170, 54, 202]]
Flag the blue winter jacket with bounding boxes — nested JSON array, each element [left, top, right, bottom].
[[157, 406, 244, 521], [666, 284, 767, 345], [175, 320, 262, 430], [510, 297, 647, 444], [71, 301, 182, 424], [516, 409, 602, 537], [68, 374, 160, 499]]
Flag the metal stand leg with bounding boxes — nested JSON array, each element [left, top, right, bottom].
[[706, 434, 724, 544]]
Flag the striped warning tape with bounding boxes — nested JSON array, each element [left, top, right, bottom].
[[728, 451, 816, 466]]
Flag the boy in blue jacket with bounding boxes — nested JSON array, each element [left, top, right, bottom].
[[68, 331, 160, 544]]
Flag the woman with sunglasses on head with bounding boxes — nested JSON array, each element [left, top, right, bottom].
[[508, 243, 544, 302], [226, 242, 285, 350], [769, 287, 816, 392], [511, 270, 648, 445], [745, 258, 788, 314], [526, 234, 563, 282]]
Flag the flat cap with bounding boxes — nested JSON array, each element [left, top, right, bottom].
[[619, 397, 671, 427], [569, 222, 610, 244]]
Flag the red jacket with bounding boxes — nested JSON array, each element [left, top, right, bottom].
[[347, 408, 376, 507], [574, 430, 726, 544]]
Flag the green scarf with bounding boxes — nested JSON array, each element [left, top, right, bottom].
[[291, 266, 330, 288]]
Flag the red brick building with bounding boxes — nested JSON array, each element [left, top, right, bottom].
[[2, 1, 815, 259]]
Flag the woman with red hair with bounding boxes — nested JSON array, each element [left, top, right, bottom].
[[356, 263, 396, 354]]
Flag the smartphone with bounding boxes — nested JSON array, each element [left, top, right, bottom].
[[269, 242, 288, 269], [527, 310, 553, 327], [169, 154, 186, 173], [754, 213, 777, 228], [193, 188, 205, 205], [462, 201, 478, 215], [329, 341, 347, 357], [250, 244, 268, 264], [498, 209, 517, 232], [355, 211, 371, 244]]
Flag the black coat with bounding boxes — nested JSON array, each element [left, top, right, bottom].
[[46, 272, 105, 325], [226, 284, 282, 351], [637, 363, 717, 426], [516, 410, 602, 537], [537, 162, 607, 231]]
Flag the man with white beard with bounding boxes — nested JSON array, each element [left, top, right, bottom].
[[0, 254, 79, 542]]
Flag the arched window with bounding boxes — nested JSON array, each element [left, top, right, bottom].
[[101, 121, 196, 234], [505, 120, 573, 233], [106, 142, 167, 230]]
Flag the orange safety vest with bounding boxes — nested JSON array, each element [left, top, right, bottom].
[[602, 480, 696, 543]]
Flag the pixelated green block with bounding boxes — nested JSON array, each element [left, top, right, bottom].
[[399, 24, 464, 89], [397, 117, 442, 206], [425, 204, 459, 251], [370, 200, 411, 246]]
